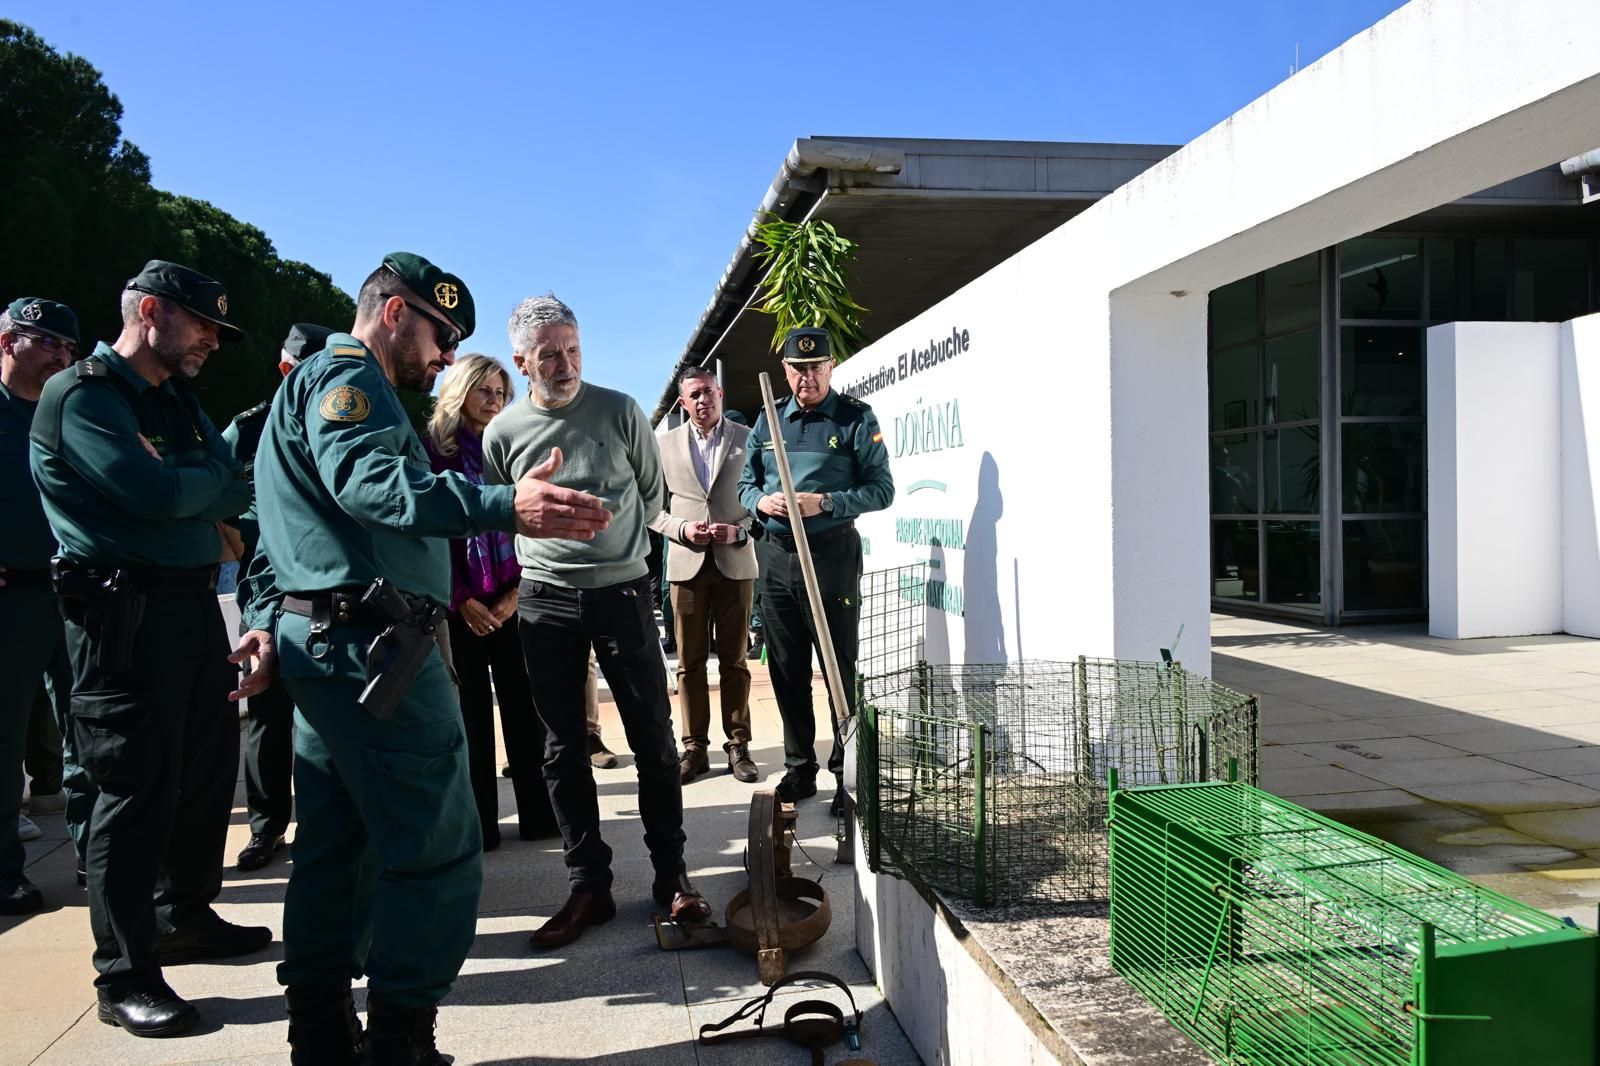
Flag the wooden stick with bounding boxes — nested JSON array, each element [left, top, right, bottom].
[[758, 372, 852, 727]]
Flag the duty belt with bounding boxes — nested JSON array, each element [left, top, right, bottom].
[[769, 523, 855, 553], [55, 562, 217, 595], [282, 588, 433, 632], [0, 568, 53, 591]]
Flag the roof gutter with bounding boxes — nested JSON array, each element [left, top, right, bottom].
[[1562, 147, 1600, 204], [650, 138, 904, 424]]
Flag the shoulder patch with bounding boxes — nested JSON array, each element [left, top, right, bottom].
[[332, 345, 366, 359], [318, 385, 371, 423]]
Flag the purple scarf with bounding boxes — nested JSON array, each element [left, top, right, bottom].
[[428, 428, 521, 612]]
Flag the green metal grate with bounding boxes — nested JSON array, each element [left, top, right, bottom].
[[857, 657, 1258, 905], [1109, 779, 1599, 1066], [857, 563, 930, 698]]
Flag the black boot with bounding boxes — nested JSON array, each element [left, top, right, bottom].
[[285, 981, 364, 1066], [367, 992, 452, 1065]]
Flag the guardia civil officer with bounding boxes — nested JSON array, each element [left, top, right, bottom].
[[0, 298, 80, 915], [737, 328, 894, 813], [29, 263, 276, 1038], [247, 254, 610, 1066], [222, 323, 332, 872]]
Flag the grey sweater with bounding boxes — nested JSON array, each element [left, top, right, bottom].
[[482, 382, 663, 589]]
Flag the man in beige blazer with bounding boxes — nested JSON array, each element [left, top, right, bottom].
[[650, 367, 759, 784]]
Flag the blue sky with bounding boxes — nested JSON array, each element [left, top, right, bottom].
[[14, 1, 1404, 408]]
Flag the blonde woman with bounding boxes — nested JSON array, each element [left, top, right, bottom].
[[426, 355, 554, 848]]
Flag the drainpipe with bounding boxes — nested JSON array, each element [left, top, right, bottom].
[[1561, 148, 1600, 204], [650, 139, 904, 424]]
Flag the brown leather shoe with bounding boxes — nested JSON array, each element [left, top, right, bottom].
[[678, 747, 710, 785], [652, 873, 713, 924], [529, 891, 617, 949], [727, 744, 758, 783]]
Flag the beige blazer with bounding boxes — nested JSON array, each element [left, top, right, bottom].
[[649, 419, 758, 583]]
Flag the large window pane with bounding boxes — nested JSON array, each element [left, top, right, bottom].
[[1340, 237, 1422, 320], [1264, 330, 1319, 424], [1513, 239, 1591, 321], [1340, 326, 1423, 416], [1427, 237, 1459, 322], [1342, 423, 1424, 514], [1210, 275, 1258, 350], [1265, 427, 1320, 514], [1468, 238, 1507, 320], [1211, 434, 1257, 515], [1210, 343, 1257, 431], [1264, 253, 1320, 336], [1267, 521, 1321, 607], [1213, 520, 1259, 601], [1343, 519, 1424, 611]]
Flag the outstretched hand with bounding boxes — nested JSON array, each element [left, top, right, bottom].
[[513, 447, 613, 539], [229, 629, 276, 701]]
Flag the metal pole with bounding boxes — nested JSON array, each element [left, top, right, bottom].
[[757, 373, 851, 728], [974, 722, 988, 906]]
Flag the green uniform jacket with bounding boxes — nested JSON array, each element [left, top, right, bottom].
[[0, 380, 56, 569], [738, 387, 895, 537], [29, 342, 249, 568], [222, 400, 272, 617], [247, 333, 515, 632]]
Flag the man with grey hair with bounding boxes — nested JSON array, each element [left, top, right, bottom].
[[485, 294, 711, 948]]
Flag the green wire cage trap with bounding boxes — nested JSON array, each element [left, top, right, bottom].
[[1108, 778, 1599, 1066]]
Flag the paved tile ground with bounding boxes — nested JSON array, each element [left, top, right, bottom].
[[1213, 613, 1600, 921], [0, 655, 919, 1066]]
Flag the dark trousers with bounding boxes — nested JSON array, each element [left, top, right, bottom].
[[516, 575, 685, 893], [446, 614, 553, 841], [0, 586, 71, 884], [242, 669, 294, 838], [670, 561, 753, 752], [25, 681, 64, 796], [63, 590, 237, 989], [756, 528, 862, 776]]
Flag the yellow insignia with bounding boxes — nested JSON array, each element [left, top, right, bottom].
[[797, 336, 816, 353], [332, 345, 366, 359], [318, 385, 371, 423], [829, 435, 839, 449], [217, 294, 229, 316], [433, 282, 459, 309]]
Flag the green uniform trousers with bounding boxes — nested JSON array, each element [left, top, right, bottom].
[[275, 609, 481, 1008], [62, 588, 238, 988]]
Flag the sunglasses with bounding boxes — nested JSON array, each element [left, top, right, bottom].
[[11, 329, 78, 358], [382, 293, 460, 353]]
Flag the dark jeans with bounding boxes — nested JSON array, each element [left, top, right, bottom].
[[446, 613, 553, 841], [62, 590, 237, 989], [516, 575, 685, 894], [756, 528, 862, 777]]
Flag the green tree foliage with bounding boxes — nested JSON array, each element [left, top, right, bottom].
[[0, 19, 354, 425], [751, 217, 868, 362]]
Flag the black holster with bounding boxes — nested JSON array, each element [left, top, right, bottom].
[[50, 557, 146, 674], [356, 578, 441, 721]]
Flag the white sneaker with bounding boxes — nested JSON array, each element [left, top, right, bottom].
[[17, 814, 41, 842], [26, 790, 66, 814]]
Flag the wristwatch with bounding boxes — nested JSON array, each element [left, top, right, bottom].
[[820, 494, 835, 513]]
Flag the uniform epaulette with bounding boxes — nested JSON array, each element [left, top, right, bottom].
[[75, 357, 109, 379], [839, 394, 867, 409], [331, 344, 366, 359], [231, 400, 271, 425]]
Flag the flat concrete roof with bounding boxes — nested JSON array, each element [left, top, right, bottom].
[[657, 136, 1594, 422]]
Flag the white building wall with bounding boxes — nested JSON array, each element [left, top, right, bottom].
[[1564, 314, 1600, 638], [1427, 322, 1564, 638], [840, 0, 1600, 676]]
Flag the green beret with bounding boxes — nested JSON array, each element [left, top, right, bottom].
[[125, 260, 246, 342], [781, 327, 831, 364], [381, 252, 475, 341], [5, 297, 79, 344], [281, 322, 334, 364]]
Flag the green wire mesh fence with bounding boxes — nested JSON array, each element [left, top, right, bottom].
[[856, 656, 1258, 905], [1109, 780, 1598, 1066]]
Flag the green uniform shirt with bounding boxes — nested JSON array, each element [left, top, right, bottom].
[[0, 380, 57, 569], [221, 400, 272, 615], [29, 342, 249, 568], [249, 333, 515, 630], [738, 387, 895, 536]]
